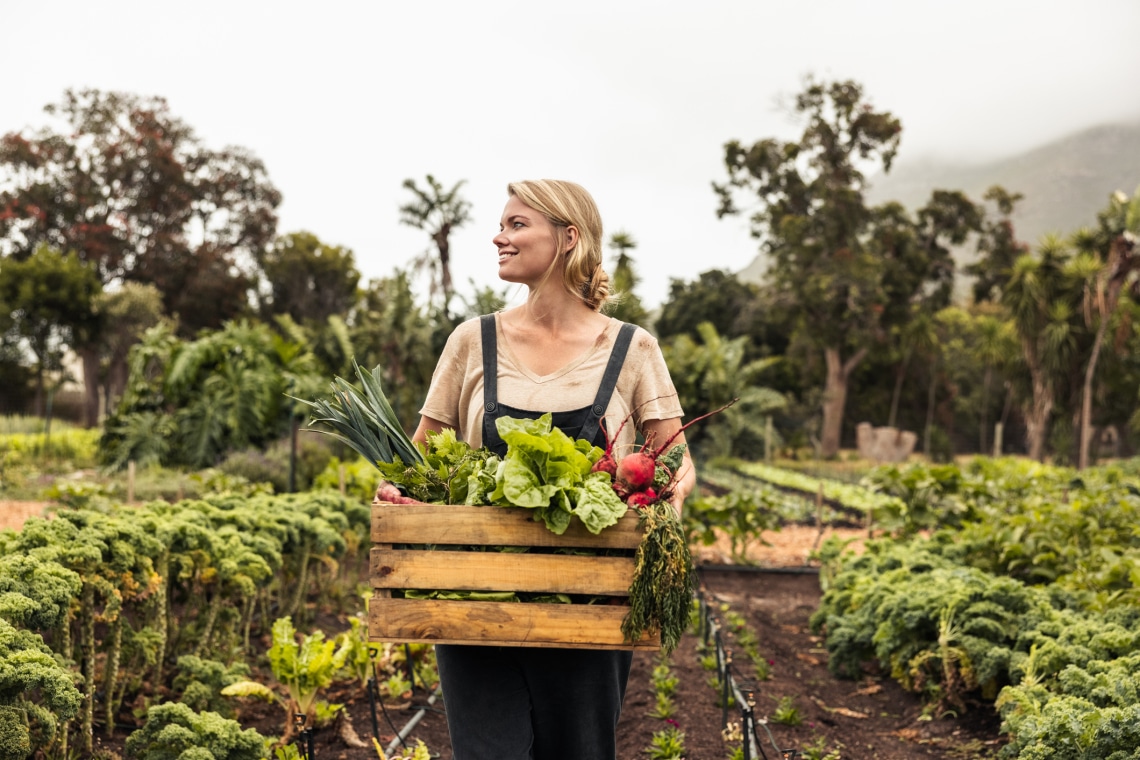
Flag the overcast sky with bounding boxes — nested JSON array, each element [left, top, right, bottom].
[[4, 1, 1140, 308]]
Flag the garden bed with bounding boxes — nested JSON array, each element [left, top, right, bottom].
[[195, 570, 1001, 760]]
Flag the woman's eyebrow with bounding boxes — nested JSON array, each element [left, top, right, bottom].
[[504, 214, 530, 223]]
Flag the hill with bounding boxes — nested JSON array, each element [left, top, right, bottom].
[[738, 121, 1140, 285]]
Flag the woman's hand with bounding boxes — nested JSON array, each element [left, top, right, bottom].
[[641, 417, 697, 516]]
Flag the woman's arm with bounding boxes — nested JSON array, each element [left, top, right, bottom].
[[412, 415, 451, 445], [641, 417, 697, 515]]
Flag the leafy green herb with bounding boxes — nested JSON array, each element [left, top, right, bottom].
[[298, 359, 423, 467], [622, 501, 696, 654]]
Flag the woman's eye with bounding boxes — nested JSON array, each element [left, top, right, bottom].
[[513, 221, 525, 228]]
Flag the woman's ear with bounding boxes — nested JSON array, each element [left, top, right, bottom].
[[563, 225, 579, 253]]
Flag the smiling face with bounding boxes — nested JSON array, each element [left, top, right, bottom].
[[493, 195, 575, 288]]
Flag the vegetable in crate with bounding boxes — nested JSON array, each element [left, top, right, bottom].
[[299, 359, 711, 652]]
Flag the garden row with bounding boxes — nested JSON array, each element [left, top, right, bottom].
[[811, 458, 1140, 759], [0, 485, 434, 758]]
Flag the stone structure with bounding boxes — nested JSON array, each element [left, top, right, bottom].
[[856, 422, 918, 463]]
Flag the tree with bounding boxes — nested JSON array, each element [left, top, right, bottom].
[[1001, 236, 1089, 460], [655, 269, 760, 342], [604, 231, 650, 327], [0, 245, 101, 416], [94, 282, 166, 420], [0, 89, 281, 332], [258, 232, 360, 325], [399, 174, 471, 312], [353, 271, 438, 431], [713, 78, 903, 457], [966, 186, 1030, 305], [1073, 188, 1140, 468]]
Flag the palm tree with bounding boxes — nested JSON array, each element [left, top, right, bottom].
[[1001, 237, 1085, 460], [1075, 188, 1140, 469], [399, 175, 472, 313], [605, 231, 650, 327], [969, 312, 1017, 454]]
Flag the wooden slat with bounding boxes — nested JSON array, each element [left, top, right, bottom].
[[371, 502, 643, 549], [369, 595, 659, 650], [371, 548, 634, 595]]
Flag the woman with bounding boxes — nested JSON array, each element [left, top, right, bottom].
[[412, 179, 695, 760]]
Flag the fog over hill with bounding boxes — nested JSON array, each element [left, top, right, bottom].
[[738, 122, 1140, 286]]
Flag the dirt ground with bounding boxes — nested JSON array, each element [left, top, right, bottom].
[[0, 500, 49, 531], [190, 569, 1001, 760]]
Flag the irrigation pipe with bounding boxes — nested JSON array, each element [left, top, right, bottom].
[[697, 585, 796, 760], [385, 686, 443, 757]]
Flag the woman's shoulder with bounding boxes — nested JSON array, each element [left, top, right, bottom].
[[449, 315, 491, 341], [618, 321, 663, 355]]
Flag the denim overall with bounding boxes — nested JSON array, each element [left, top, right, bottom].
[[434, 315, 638, 760]]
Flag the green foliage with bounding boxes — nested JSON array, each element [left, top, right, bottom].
[[0, 552, 81, 629], [218, 434, 334, 494], [173, 656, 251, 718], [604, 234, 650, 327], [645, 725, 686, 760], [861, 461, 972, 536], [771, 695, 803, 726], [684, 490, 780, 564], [101, 319, 327, 470], [813, 458, 1140, 756], [0, 427, 100, 465], [0, 619, 81, 753], [660, 322, 785, 460], [300, 359, 423, 469], [0, 705, 31, 760], [730, 460, 901, 517], [312, 456, 379, 502], [622, 501, 697, 654], [0, 244, 101, 401], [265, 617, 348, 716], [259, 232, 361, 326], [124, 702, 267, 760], [2, 488, 368, 755]]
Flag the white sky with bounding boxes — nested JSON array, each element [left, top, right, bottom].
[[4, 0, 1139, 308]]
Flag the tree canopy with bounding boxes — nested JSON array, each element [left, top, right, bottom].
[[0, 89, 281, 334]]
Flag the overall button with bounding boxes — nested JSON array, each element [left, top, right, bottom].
[[591, 404, 605, 416]]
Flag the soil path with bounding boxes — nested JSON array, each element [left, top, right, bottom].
[[0, 500, 50, 531], [257, 570, 1003, 760]]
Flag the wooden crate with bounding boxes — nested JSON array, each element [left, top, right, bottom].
[[369, 500, 659, 650]]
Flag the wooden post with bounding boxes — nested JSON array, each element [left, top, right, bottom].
[[993, 422, 1004, 458], [338, 464, 347, 496], [127, 461, 136, 504], [764, 416, 774, 462]]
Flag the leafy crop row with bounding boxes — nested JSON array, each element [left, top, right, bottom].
[[811, 458, 1140, 759], [0, 489, 369, 756], [725, 460, 903, 518]]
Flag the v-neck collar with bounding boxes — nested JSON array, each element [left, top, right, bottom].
[[495, 313, 618, 383]]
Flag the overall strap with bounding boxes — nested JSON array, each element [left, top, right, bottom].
[[480, 314, 499, 416], [577, 322, 637, 446]]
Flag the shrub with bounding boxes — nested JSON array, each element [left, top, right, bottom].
[[124, 702, 267, 760]]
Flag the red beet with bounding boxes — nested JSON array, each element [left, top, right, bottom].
[[616, 451, 656, 493], [627, 488, 657, 509]]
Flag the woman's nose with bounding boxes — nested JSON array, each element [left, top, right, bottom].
[[492, 230, 508, 247]]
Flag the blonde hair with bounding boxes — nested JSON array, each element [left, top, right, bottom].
[[507, 179, 612, 311]]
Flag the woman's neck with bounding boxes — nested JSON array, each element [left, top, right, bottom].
[[505, 285, 602, 336]]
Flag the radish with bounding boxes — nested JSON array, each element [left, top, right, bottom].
[[626, 488, 657, 509], [612, 399, 739, 504], [616, 451, 656, 493]]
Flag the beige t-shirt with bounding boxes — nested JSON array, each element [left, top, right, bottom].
[[419, 314, 684, 456]]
